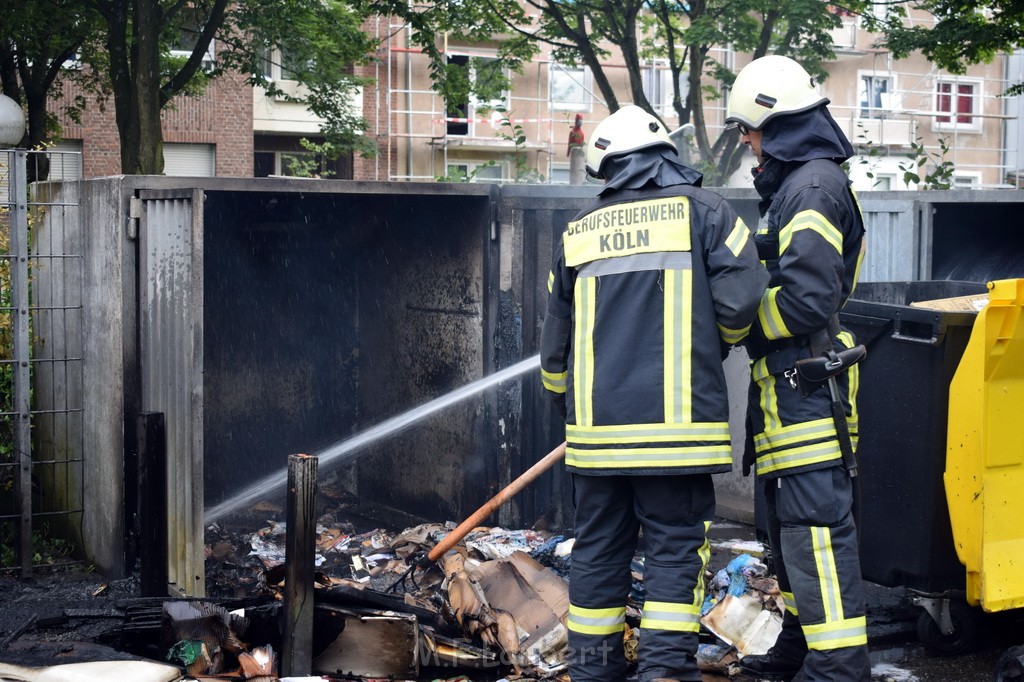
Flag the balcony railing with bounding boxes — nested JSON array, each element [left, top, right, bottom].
[[846, 116, 916, 147], [829, 21, 860, 53]]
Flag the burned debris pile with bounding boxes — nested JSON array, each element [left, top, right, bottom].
[[197, 518, 784, 680], [210, 520, 575, 679], [0, 517, 785, 681]]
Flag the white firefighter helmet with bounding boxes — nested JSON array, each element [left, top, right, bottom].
[[726, 55, 829, 131], [586, 105, 676, 179]]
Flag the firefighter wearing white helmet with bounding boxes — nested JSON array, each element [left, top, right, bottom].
[[728, 55, 872, 682], [540, 104, 768, 681], [726, 54, 828, 132], [584, 104, 676, 179]]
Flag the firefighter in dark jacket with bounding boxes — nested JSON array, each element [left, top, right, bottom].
[[540, 105, 768, 682], [725, 56, 870, 681]]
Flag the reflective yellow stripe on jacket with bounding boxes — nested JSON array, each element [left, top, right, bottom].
[[565, 423, 732, 469], [573, 276, 596, 426], [663, 269, 693, 423]]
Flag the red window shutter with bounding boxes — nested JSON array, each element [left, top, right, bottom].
[[957, 84, 973, 124]]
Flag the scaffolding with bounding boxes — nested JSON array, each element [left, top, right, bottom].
[[376, 17, 1020, 189]]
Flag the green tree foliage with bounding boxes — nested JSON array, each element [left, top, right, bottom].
[[0, 0, 105, 179], [0, 0, 542, 176], [877, 0, 1024, 91], [0, 0, 379, 175]]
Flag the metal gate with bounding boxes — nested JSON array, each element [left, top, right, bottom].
[[137, 189, 206, 597], [0, 149, 85, 576]]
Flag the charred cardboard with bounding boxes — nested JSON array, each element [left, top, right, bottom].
[[910, 293, 989, 312], [465, 550, 568, 675]]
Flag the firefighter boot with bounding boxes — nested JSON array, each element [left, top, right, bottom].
[[739, 612, 806, 680]]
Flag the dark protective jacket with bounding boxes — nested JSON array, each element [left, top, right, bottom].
[[540, 172, 768, 476], [745, 146, 867, 477]]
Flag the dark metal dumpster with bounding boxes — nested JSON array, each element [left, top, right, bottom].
[[841, 280, 989, 592]]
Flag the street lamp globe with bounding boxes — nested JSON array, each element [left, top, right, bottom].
[[0, 94, 26, 148]]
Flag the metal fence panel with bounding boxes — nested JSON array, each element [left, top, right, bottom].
[[858, 199, 922, 282], [138, 189, 205, 597], [0, 150, 84, 576]]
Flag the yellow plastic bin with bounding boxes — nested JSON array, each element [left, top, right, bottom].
[[947, 278, 1024, 611], [917, 279, 1024, 654]]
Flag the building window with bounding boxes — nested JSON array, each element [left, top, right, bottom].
[[872, 174, 895, 191], [549, 165, 571, 185], [952, 173, 980, 188], [445, 161, 505, 182], [865, 1, 888, 21], [859, 73, 892, 118], [550, 65, 592, 112], [445, 55, 509, 137], [643, 63, 687, 117], [260, 46, 309, 82], [935, 79, 979, 130], [170, 19, 215, 70], [254, 149, 343, 178], [164, 143, 215, 177], [46, 141, 83, 181]]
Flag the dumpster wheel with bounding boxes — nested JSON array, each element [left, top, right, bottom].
[[915, 599, 979, 656]]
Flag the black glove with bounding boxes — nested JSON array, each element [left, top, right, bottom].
[[741, 413, 756, 477]]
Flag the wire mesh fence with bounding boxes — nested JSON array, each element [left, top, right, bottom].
[[0, 149, 84, 575]]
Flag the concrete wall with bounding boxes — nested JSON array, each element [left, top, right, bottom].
[[74, 178, 134, 576]]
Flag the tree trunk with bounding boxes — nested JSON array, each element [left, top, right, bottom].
[[131, 0, 164, 174], [25, 87, 50, 181], [103, 4, 139, 174]]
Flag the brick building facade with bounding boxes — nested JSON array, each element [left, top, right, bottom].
[[56, 69, 254, 178]]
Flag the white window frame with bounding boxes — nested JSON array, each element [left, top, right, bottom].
[[933, 77, 982, 133], [952, 171, 981, 188], [468, 57, 510, 138], [549, 64, 593, 112], [446, 160, 507, 182], [857, 70, 896, 119], [169, 26, 215, 71], [871, 174, 897, 191], [642, 62, 685, 118], [261, 46, 308, 83], [863, 1, 888, 21]]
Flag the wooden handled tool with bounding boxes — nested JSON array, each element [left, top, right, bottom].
[[424, 441, 567, 564]]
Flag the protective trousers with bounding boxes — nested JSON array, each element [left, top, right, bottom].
[[567, 473, 714, 682], [765, 466, 871, 681]]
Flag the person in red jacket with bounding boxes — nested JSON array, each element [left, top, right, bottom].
[[567, 113, 585, 156]]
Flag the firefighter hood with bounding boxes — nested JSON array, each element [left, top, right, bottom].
[[600, 147, 703, 196], [760, 105, 854, 164]]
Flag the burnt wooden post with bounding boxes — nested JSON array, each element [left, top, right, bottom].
[[138, 412, 168, 596], [282, 453, 318, 677]]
